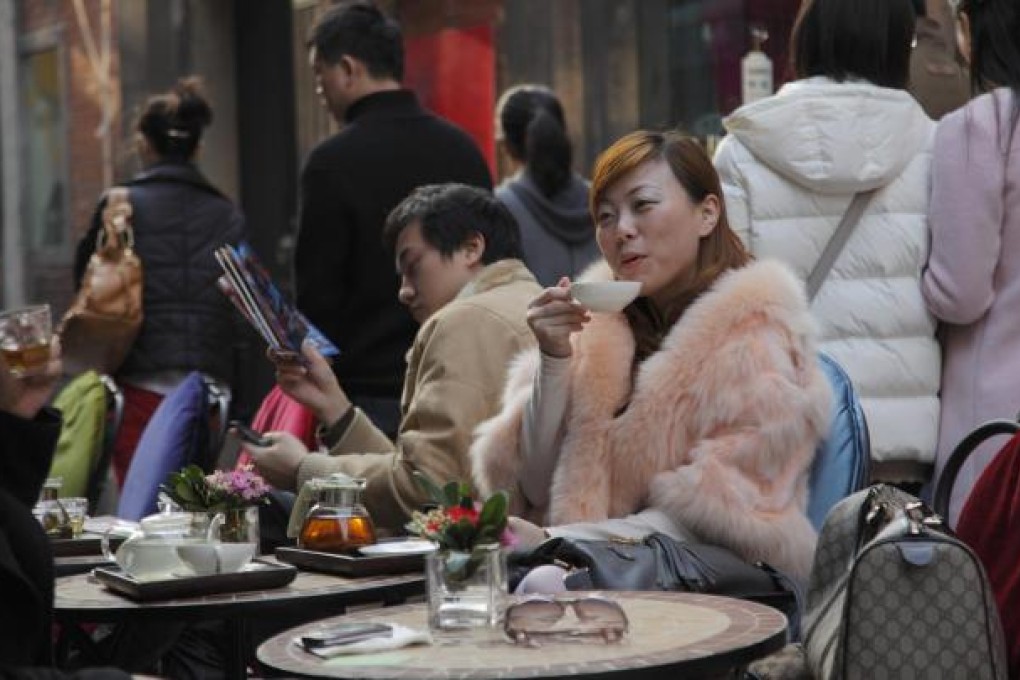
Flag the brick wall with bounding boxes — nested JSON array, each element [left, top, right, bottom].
[[19, 0, 122, 311]]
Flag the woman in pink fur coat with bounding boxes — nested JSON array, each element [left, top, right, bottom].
[[471, 131, 832, 582]]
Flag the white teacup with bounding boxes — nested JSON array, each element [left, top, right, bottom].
[[570, 281, 642, 313], [102, 512, 198, 580], [176, 542, 257, 576]]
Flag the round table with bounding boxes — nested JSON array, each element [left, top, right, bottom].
[[257, 591, 787, 679], [55, 559, 425, 679]]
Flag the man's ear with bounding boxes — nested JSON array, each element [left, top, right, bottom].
[[340, 55, 359, 82], [698, 195, 721, 237], [462, 232, 486, 266]]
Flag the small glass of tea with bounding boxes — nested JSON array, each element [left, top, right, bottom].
[[0, 304, 52, 376]]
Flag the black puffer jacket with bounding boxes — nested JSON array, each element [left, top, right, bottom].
[[74, 162, 246, 385]]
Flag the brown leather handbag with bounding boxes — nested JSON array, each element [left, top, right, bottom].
[[60, 188, 143, 376]]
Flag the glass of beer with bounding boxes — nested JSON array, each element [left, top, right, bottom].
[[0, 304, 51, 376]]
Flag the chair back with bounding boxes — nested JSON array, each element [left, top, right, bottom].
[[86, 375, 125, 513], [234, 385, 316, 470], [205, 378, 231, 464], [117, 372, 210, 521], [932, 417, 1020, 520], [806, 354, 871, 530], [48, 371, 107, 498]]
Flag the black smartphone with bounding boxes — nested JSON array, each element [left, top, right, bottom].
[[300, 623, 393, 649], [229, 421, 272, 447]]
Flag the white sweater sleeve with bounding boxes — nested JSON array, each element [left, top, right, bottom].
[[518, 353, 572, 508], [546, 508, 695, 543]]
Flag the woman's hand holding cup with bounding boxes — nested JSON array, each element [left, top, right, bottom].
[[526, 277, 591, 359], [0, 334, 62, 419]]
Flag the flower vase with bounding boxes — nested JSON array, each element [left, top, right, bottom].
[[190, 507, 260, 548], [426, 544, 507, 632], [220, 507, 260, 545]]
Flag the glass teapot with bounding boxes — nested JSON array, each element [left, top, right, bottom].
[[299, 475, 377, 552]]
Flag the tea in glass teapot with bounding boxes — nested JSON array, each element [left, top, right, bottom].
[[299, 475, 377, 552], [101, 512, 205, 579]]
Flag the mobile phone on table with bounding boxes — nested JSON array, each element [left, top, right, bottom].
[[229, 421, 272, 447], [300, 622, 393, 649]]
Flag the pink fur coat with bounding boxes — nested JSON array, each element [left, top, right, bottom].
[[471, 259, 832, 580]]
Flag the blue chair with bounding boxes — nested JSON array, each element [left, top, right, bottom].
[[117, 372, 210, 521], [806, 353, 871, 530]]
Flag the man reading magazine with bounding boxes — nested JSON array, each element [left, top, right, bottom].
[[246, 184, 540, 531]]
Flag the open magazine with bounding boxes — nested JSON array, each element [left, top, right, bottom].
[[215, 241, 340, 359]]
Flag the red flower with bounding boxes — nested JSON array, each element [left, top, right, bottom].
[[447, 505, 479, 525]]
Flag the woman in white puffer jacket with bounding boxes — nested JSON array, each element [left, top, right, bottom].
[[714, 0, 939, 483]]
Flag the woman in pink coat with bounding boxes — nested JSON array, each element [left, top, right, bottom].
[[923, 0, 1020, 525], [471, 131, 831, 582]]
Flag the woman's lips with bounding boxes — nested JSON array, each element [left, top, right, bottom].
[[618, 254, 645, 271]]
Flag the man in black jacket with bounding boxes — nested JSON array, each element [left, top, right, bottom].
[[295, 1, 492, 438]]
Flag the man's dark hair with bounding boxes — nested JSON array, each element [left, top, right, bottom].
[[384, 184, 523, 265], [791, 0, 916, 89], [309, 1, 404, 81]]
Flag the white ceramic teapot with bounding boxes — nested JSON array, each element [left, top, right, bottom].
[[101, 512, 205, 580]]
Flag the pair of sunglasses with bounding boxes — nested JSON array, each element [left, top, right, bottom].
[[503, 595, 629, 645]]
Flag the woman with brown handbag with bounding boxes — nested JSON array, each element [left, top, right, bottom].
[[72, 77, 247, 488]]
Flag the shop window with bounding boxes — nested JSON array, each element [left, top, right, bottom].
[[19, 31, 69, 260], [667, 0, 798, 139]]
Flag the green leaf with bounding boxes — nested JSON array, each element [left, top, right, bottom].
[[457, 482, 473, 509], [175, 484, 200, 504], [445, 519, 478, 551], [412, 471, 447, 505], [478, 490, 507, 530], [441, 481, 461, 508]]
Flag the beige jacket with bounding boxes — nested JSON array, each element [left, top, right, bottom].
[[295, 259, 540, 531]]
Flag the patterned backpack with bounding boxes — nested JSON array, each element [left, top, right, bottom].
[[801, 484, 1007, 679]]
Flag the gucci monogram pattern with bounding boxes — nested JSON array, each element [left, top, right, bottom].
[[799, 486, 1008, 679], [840, 539, 1007, 678]]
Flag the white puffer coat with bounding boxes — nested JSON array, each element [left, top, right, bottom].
[[714, 78, 939, 478]]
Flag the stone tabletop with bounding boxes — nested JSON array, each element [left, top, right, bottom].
[[257, 591, 788, 679]]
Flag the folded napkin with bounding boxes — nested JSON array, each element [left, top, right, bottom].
[[84, 515, 139, 538], [296, 624, 432, 658], [287, 472, 356, 538]]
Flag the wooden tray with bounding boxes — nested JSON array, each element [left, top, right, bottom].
[[93, 558, 297, 602], [51, 533, 124, 558], [275, 546, 426, 577], [55, 554, 116, 577]]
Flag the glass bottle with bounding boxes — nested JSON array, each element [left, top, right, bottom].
[[40, 476, 62, 502], [741, 26, 773, 105], [299, 476, 377, 552]]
